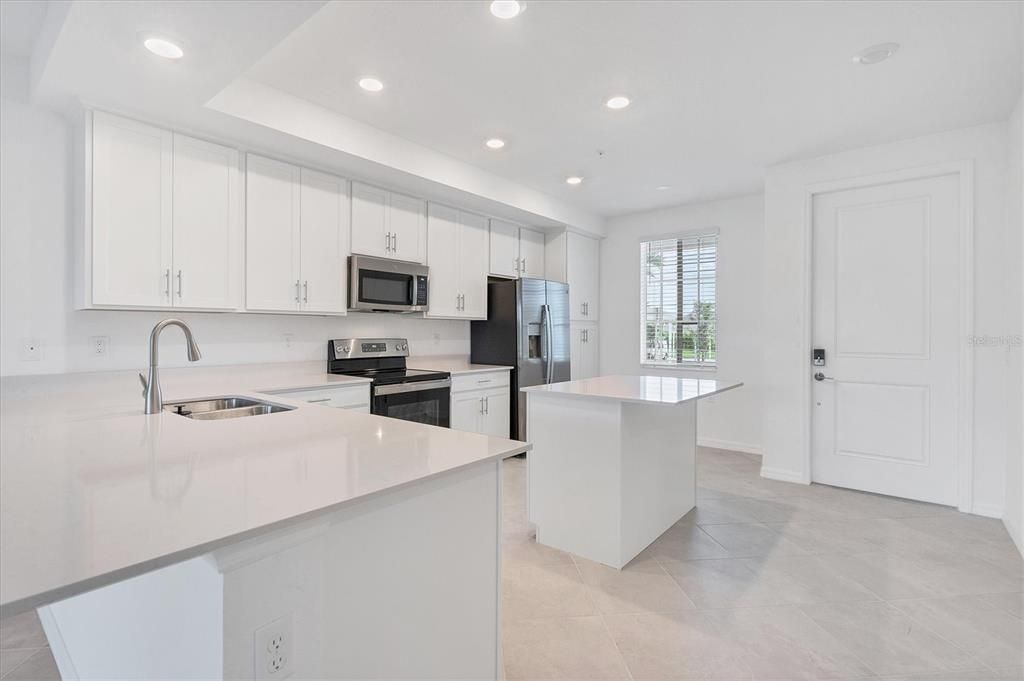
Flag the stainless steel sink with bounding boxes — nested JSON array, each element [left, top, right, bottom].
[[163, 396, 295, 420]]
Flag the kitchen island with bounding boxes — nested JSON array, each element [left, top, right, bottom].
[[1, 362, 528, 680], [522, 374, 741, 569]]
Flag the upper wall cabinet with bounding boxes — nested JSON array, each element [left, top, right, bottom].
[[546, 230, 600, 321], [246, 155, 349, 314], [488, 220, 546, 279], [350, 182, 426, 263], [426, 204, 489, 319], [85, 111, 241, 310]]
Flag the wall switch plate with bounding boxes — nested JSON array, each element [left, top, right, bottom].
[[90, 336, 109, 356], [19, 338, 42, 361], [254, 614, 293, 679]]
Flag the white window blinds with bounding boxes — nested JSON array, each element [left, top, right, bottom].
[[640, 233, 718, 366]]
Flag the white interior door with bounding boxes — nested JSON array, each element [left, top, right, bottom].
[[811, 172, 961, 505]]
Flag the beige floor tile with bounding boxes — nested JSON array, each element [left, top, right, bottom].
[[896, 514, 1015, 545], [646, 524, 731, 561], [889, 594, 1024, 669], [575, 556, 696, 615], [502, 562, 595, 622], [977, 591, 1024, 619], [879, 672, 1020, 681], [1, 648, 60, 681], [504, 536, 576, 567], [800, 601, 987, 677], [0, 614, 47, 652], [0, 649, 41, 678], [661, 557, 805, 609], [814, 552, 949, 600], [502, 616, 630, 680], [699, 523, 810, 558], [763, 520, 895, 555], [741, 554, 882, 605], [603, 610, 752, 680]]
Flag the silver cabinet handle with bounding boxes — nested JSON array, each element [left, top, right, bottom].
[[393, 232, 397, 252], [164, 268, 171, 297], [385, 232, 391, 253], [521, 257, 526, 274], [176, 270, 182, 298], [295, 279, 301, 302], [479, 397, 485, 414], [307, 398, 332, 403], [477, 378, 492, 384], [303, 280, 309, 304], [485, 396, 489, 414]]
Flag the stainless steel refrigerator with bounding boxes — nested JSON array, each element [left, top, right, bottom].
[[471, 277, 571, 440]]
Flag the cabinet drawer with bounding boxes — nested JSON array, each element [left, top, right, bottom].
[[451, 370, 510, 394], [271, 384, 370, 408]]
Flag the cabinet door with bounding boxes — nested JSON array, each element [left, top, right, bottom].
[[459, 211, 490, 319], [350, 182, 388, 258], [300, 168, 349, 314], [581, 323, 600, 378], [389, 191, 427, 263], [425, 203, 460, 317], [568, 232, 600, 321], [488, 219, 520, 278], [91, 112, 172, 307], [481, 388, 511, 438], [451, 392, 484, 433], [245, 155, 300, 311], [570, 323, 583, 380], [172, 134, 240, 310], [519, 227, 546, 278]]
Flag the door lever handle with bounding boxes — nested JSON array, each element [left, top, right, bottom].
[[813, 372, 834, 382]]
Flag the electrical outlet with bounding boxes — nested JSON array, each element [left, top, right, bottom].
[[432, 332, 441, 345], [20, 338, 42, 362], [90, 336, 109, 356], [283, 333, 294, 349], [254, 614, 293, 679]]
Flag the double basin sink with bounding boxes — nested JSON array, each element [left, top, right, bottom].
[[163, 396, 295, 420]]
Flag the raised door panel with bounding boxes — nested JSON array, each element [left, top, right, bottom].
[[245, 155, 300, 312], [481, 388, 511, 438], [568, 232, 600, 321], [459, 212, 490, 319], [488, 219, 519, 278], [451, 392, 483, 433], [350, 182, 388, 258], [519, 227, 546, 278], [425, 203, 460, 318], [91, 112, 173, 307], [300, 168, 349, 314], [171, 134, 240, 310], [389, 192, 427, 263]]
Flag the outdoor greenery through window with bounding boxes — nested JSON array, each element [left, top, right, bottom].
[[641, 233, 717, 366]]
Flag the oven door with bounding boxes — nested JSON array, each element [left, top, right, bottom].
[[372, 379, 451, 427]]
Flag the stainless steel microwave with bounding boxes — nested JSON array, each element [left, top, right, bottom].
[[349, 255, 429, 313]]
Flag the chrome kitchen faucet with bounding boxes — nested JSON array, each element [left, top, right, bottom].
[[140, 319, 202, 414]]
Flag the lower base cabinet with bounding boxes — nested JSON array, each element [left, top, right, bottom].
[[268, 384, 370, 412], [450, 371, 512, 438]]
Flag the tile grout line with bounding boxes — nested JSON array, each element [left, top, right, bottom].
[[568, 553, 636, 681]]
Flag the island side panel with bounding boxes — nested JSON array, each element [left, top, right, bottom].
[[527, 392, 623, 567], [619, 400, 698, 565], [220, 459, 502, 680]]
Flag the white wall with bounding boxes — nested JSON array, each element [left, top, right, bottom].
[[763, 121, 1020, 517], [0, 56, 469, 378], [600, 194, 764, 455], [1007, 88, 1023, 551]]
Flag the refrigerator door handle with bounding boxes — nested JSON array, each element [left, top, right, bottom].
[[541, 303, 554, 384]]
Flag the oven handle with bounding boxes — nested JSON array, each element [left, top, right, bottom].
[[373, 378, 452, 396]]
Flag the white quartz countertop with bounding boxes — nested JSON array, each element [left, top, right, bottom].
[[522, 375, 743, 405], [0, 361, 529, 616], [408, 356, 512, 376]]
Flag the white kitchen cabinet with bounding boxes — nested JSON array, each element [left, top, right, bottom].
[[269, 384, 370, 412], [246, 156, 349, 314], [488, 219, 546, 279], [299, 168, 350, 314], [87, 111, 241, 310], [571, 322, 599, 379], [245, 155, 301, 312], [351, 182, 426, 263], [567, 231, 600, 321], [450, 370, 512, 437], [427, 204, 488, 319], [171, 134, 241, 310]]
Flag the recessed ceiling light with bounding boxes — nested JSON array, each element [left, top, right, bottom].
[[490, 1, 525, 19], [358, 77, 384, 92], [605, 96, 630, 110], [486, 138, 506, 149], [656, 185, 671, 191], [143, 36, 184, 60], [851, 42, 900, 65], [566, 176, 583, 186]]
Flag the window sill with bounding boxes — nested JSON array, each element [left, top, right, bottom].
[[640, 362, 718, 373]]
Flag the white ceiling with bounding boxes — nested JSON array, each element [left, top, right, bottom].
[[0, 0, 47, 57], [245, 0, 1022, 216]]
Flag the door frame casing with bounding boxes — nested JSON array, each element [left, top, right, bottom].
[[800, 161, 975, 512]]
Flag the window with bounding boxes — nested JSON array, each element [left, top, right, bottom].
[[640, 232, 717, 367]]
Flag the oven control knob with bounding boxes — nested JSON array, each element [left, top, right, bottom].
[[342, 345, 351, 353], [399, 343, 407, 351]]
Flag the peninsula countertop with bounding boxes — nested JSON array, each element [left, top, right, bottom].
[[0, 361, 529, 616], [522, 374, 743, 405]]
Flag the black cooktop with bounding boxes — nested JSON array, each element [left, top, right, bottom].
[[336, 367, 450, 386]]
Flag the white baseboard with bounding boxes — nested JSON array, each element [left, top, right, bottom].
[[696, 438, 762, 456], [760, 466, 807, 485], [970, 503, 1003, 519]]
